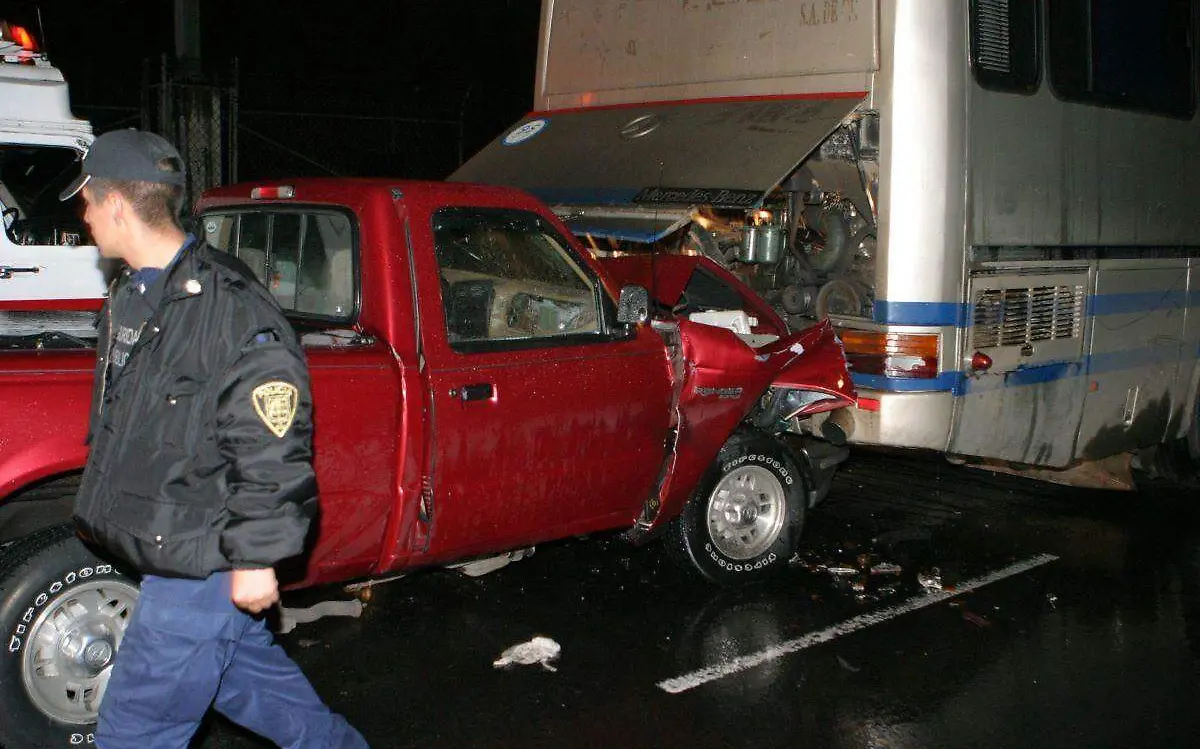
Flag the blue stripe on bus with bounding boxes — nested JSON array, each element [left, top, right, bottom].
[[874, 290, 1200, 328], [1086, 343, 1191, 375], [858, 341, 1199, 397], [1086, 290, 1194, 316], [851, 372, 966, 395], [1003, 361, 1084, 387]]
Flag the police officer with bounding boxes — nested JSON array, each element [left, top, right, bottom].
[[61, 129, 368, 749]]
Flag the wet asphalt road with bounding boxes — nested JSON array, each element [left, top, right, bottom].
[[201, 450, 1200, 749]]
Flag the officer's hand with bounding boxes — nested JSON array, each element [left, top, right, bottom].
[[231, 567, 280, 614]]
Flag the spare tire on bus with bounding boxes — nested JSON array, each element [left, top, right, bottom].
[[666, 431, 807, 584], [0, 524, 139, 749]]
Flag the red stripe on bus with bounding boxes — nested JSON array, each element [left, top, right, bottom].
[[530, 90, 868, 117]]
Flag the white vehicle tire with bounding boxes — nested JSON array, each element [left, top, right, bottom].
[[0, 525, 139, 749], [666, 432, 807, 584]]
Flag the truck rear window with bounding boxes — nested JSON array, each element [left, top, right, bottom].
[[201, 209, 356, 321]]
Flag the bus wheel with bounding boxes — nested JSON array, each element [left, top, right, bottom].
[[665, 432, 807, 584], [0, 525, 139, 749]]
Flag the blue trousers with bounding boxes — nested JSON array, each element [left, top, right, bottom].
[[97, 572, 368, 749]]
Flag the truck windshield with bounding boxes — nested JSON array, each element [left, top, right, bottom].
[[0, 144, 91, 248]]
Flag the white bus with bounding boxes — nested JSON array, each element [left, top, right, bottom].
[[454, 0, 1200, 488]]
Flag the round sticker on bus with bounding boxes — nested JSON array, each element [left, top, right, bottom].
[[503, 119, 549, 146]]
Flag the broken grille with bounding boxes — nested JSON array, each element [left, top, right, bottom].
[[972, 285, 1084, 348], [974, 0, 1012, 74]]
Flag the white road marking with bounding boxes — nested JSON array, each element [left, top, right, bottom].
[[658, 553, 1059, 694]]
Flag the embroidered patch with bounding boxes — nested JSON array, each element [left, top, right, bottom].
[[252, 381, 299, 438]]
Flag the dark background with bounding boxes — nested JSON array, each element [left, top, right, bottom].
[[8, 0, 543, 180]]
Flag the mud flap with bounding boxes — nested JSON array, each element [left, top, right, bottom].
[[783, 435, 850, 507]]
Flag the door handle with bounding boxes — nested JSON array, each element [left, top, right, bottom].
[[454, 383, 495, 402]]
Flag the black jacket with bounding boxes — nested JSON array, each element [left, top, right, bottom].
[[74, 239, 317, 579]]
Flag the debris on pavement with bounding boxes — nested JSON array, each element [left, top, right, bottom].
[[961, 610, 992, 628], [870, 562, 903, 576], [917, 568, 943, 593], [836, 655, 861, 673], [827, 566, 860, 577], [493, 636, 561, 672], [278, 599, 364, 635]]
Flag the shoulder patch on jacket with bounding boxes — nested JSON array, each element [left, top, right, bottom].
[[252, 381, 299, 438]]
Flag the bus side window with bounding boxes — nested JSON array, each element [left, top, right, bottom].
[[1048, 0, 1195, 118]]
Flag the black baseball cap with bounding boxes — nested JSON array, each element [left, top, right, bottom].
[[59, 129, 186, 201]]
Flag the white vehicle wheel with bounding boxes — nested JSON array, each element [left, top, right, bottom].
[[0, 525, 139, 749], [666, 432, 807, 584]]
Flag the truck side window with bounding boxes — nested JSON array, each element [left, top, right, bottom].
[[432, 207, 602, 347], [201, 209, 356, 321]]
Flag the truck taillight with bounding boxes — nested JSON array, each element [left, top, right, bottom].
[[840, 331, 939, 379], [250, 186, 295, 200]]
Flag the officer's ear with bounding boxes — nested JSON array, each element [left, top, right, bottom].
[[108, 192, 127, 226]]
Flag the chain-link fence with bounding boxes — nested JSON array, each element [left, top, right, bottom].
[[236, 109, 462, 182], [135, 60, 466, 202]]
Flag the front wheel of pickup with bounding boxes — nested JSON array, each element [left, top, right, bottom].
[[666, 432, 807, 584], [0, 525, 139, 749]]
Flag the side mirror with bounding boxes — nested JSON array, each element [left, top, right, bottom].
[[616, 285, 650, 325]]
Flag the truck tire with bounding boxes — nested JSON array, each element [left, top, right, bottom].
[[0, 525, 139, 749], [666, 432, 806, 584]]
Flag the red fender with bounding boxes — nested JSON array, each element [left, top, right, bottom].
[[645, 318, 855, 532]]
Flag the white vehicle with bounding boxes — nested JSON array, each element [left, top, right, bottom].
[[1, 19, 105, 307], [454, 0, 1200, 486]]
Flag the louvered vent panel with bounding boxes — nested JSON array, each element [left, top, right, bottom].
[[975, 0, 1012, 74], [973, 285, 1084, 349]]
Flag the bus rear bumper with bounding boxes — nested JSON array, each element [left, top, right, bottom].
[[832, 389, 954, 451]]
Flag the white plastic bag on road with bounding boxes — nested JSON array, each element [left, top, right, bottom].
[[493, 636, 561, 672]]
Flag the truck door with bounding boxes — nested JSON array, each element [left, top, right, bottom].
[[411, 202, 673, 559]]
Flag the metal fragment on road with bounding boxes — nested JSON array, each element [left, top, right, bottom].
[[827, 566, 859, 576], [493, 636, 561, 672], [870, 562, 902, 575]]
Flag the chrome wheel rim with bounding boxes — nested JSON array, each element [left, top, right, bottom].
[[21, 579, 138, 724], [705, 465, 787, 560]]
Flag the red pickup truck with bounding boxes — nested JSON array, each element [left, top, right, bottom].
[[0, 178, 853, 747]]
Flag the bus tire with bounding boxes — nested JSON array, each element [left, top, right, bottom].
[[0, 525, 139, 749], [665, 432, 806, 584]]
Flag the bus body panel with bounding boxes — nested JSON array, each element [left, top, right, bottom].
[[534, 0, 878, 110], [457, 0, 1200, 474]]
